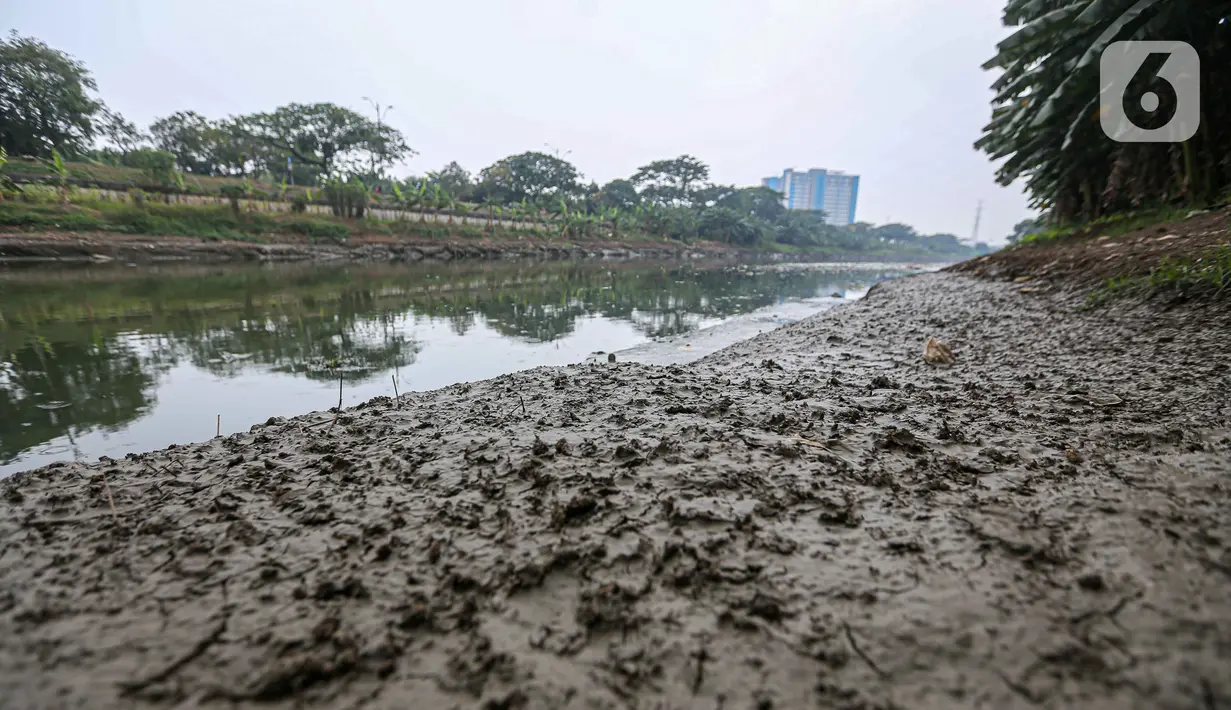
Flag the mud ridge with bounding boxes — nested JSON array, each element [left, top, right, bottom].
[[1, 272, 1228, 709]]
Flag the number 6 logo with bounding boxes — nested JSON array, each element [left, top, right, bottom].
[[1100, 41, 1200, 143]]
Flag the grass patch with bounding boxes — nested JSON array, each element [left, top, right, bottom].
[[1022, 206, 1194, 246], [0, 201, 347, 242], [0, 201, 549, 244], [3, 156, 302, 198], [1089, 246, 1231, 304]]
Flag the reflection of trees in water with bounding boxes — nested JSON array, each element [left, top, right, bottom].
[[0, 337, 161, 465], [166, 292, 422, 382], [0, 261, 898, 463]]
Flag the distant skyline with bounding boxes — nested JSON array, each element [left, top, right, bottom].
[[5, 0, 1034, 243]]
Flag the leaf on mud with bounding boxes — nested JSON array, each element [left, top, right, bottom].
[[923, 337, 956, 366]]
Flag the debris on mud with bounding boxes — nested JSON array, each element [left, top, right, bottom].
[[923, 337, 956, 365]]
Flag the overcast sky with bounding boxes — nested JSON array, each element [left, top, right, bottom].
[[7, 0, 1034, 243]]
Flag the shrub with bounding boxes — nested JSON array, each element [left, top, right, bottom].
[[0, 202, 105, 230], [284, 218, 350, 242], [122, 148, 178, 185], [219, 184, 247, 216], [18, 185, 59, 204], [322, 177, 368, 219], [127, 187, 148, 208], [290, 195, 308, 213]]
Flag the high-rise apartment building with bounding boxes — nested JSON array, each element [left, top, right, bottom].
[[761, 168, 860, 226]]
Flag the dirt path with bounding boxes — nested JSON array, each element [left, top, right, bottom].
[[1, 272, 1228, 709]]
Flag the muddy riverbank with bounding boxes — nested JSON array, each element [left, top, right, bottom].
[[2, 270, 1228, 709]]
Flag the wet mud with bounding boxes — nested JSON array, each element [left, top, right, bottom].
[[1, 272, 1228, 709]]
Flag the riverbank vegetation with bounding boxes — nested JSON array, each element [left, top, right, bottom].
[[1, 31, 988, 260], [973, 1, 1231, 304], [1092, 245, 1231, 302], [980, 0, 1230, 228]]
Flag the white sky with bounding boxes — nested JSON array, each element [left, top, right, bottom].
[[5, 0, 1034, 243]]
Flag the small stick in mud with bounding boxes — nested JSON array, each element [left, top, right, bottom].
[[215, 414, 220, 437], [392, 374, 400, 409], [99, 470, 119, 522], [330, 370, 343, 429]]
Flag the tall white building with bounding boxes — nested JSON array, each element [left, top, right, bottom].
[[761, 168, 860, 226]]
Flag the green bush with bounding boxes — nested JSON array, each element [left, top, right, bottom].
[[0, 203, 106, 230], [219, 184, 246, 215], [322, 178, 368, 219], [284, 218, 350, 242], [128, 188, 150, 209], [17, 185, 59, 204], [290, 195, 308, 213], [122, 148, 178, 185]]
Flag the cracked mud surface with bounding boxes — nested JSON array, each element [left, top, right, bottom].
[[2, 272, 1229, 709]]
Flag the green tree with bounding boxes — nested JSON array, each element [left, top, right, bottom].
[[718, 186, 786, 222], [697, 206, 763, 246], [631, 155, 710, 207], [241, 103, 411, 178], [425, 161, 474, 201], [1006, 217, 1044, 245], [122, 148, 177, 184], [599, 179, 640, 210], [774, 212, 827, 247], [0, 32, 103, 157], [150, 111, 216, 174], [208, 119, 266, 177], [977, 0, 1231, 220], [98, 108, 145, 156], [921, 233, 964, 254], [477, 151, 581, 204], [873, 223, 919, 245]]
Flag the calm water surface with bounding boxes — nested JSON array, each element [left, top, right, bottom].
[[0, 259, 926, 475]]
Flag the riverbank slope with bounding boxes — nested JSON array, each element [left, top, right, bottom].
[[2, 269, 1228, 709], [0, 229, 966, 265]]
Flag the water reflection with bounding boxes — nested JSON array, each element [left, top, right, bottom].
[[0, 259, 911, 472]]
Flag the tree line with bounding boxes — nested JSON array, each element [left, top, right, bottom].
[[0, 30, 987, 255]]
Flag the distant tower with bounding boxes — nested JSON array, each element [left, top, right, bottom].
[[972, 200, 983, 243]]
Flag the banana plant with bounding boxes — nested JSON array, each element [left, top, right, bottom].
[[0, 147, 16, 201], [976, 0, 1224, 219], [516, 198, 533, 230], [390, 183, 408, 220], [432, 185, 454, 224], [602, 207, 622, 238], [415, 184, 429, 222], [42, 149, 70, 205], [482, 196, 501, 231]]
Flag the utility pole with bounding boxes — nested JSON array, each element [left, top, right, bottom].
[[972, 200, 983, 243], [362, 97, 393, 178]]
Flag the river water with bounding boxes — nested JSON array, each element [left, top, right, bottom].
[[0, 258, 932, 475]]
